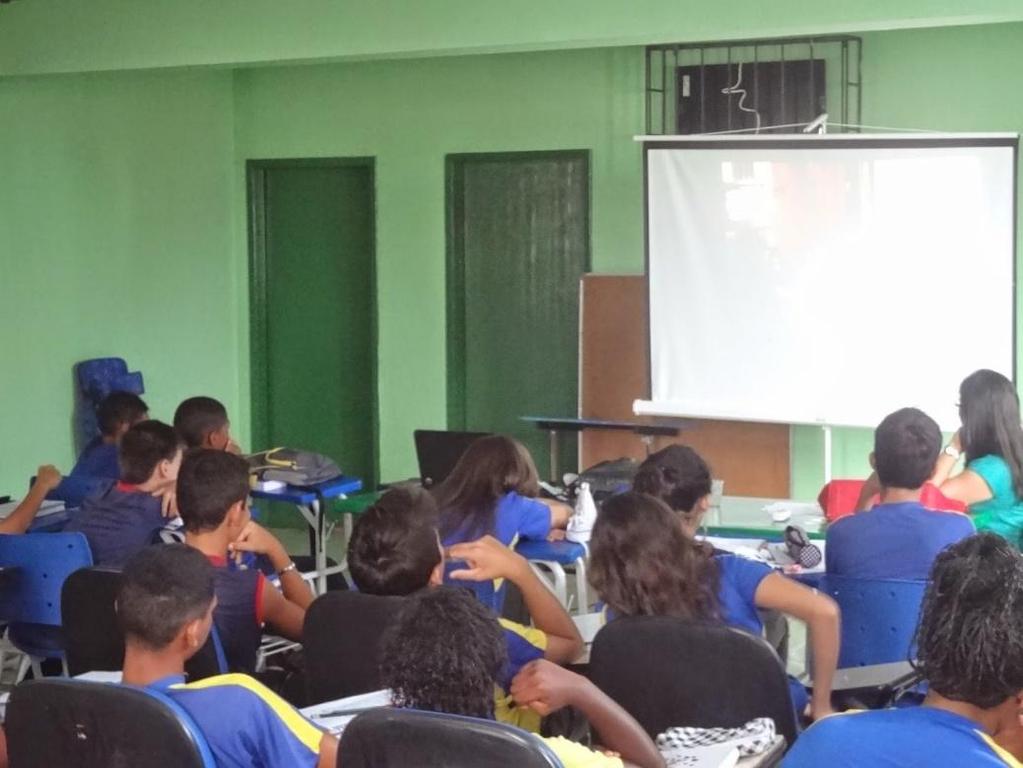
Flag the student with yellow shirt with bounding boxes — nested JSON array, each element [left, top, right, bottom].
[[380, 586, 664, 768]]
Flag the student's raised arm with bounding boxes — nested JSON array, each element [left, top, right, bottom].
[[448, 536, 584, 663], [511, 660, 665, 768], [0, 465, 63, 535], [230, 521, 314, 640], [754, 573, 840, 720]]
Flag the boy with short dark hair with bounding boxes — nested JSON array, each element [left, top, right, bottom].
[[70, 391, 149, 480], [786, 534, 1023, 766], [345, 486, 583, 725], [118, 545, 337, 768], [827, 407, 974, 579], [173, 396, 240, 453], [66, 420, 182, 566], [380, 586, 663, 768], [177, 449, 314, 673]]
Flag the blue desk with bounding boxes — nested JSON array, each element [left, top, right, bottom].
[[250, 476, 363, 593]]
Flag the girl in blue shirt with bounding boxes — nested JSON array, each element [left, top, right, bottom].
[[932, 369, 1023, 548], [436, 435, 571, 609], [590, 491, 840, 722]]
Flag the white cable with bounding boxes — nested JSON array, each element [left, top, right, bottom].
[[720, 62, 762, 135]]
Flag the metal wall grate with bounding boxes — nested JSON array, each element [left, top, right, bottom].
[[645, 35, 862, 135]]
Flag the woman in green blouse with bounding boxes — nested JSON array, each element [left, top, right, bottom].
[[933, 369, 1023, 547]]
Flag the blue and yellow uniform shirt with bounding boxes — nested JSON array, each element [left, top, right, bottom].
[[783, 707, 1023, 767], [149, 673, 323, 768], [442, 491, 552, 611], [495, 618, 547, 731]]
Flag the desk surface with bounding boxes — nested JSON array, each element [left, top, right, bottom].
[[249, 475, 363, 505]]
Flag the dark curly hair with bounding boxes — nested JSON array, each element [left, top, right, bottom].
[[914, 533, 1023, 708], [633, 445, 712, 518], [589, 492, 719, 620], [379, 586, 507, 719]]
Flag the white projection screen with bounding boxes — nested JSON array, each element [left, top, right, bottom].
[[637, 135, 1017, 430]]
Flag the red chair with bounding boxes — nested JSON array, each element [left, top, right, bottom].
[[819, 480, 966, 522]]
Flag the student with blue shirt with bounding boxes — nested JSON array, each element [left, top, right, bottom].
[[828, 407, 975, 579], [589, 492, 840, 721], [784, 533, 1023, 767], [435, 435, 571, 610], [345, 486, 583, 726], [931, 369, 1023, 548], [380, 586, 664, 768], [65, 420, 182, 566], [116, 544, 337, 768], [177, 449, 315, 673], [70, 391, 149, 481]]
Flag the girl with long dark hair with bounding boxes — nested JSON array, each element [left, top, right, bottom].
[[932, 369, 1023, 546], [590, 491, 840, 721], [435, 435, 570, 609]]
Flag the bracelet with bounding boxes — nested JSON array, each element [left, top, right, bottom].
[[278, 561, 298, 576]]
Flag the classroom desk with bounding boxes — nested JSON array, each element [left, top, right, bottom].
[[0, 500, 74, 533], [250, 476, 363, 593]]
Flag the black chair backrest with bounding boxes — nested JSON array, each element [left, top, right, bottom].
[[60, 566, 223, 681], [589, 615, 798, 748], [304, 591, 405, 704], [339, 708, 564, 767], [6, 678, 215, 768], [413, 429, 492, 488], [62, 567, 124, 676]]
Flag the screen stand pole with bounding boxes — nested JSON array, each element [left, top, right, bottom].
[[822, 425, 833, 485]]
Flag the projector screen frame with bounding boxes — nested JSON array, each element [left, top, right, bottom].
[[638, 133, 1019, 428]]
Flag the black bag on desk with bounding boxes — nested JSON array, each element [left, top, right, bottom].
[[570, 457, 640, 502], [247, 448, 342, 487]]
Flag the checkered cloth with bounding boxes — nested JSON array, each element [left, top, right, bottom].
[[656, 717, 776, 760]]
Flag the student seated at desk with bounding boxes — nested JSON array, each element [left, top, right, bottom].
[[65, 421, 181, 566], [831, 408, 974, 580], [930, 370, 1023, 548], [177, 449, 315, 673], [434, 435, 571, 611], [784, 533, 1023, 767], [590, 492, 840, 721], [0, 465, 63, 534], [117, 545, 337, 768], [70, 391, 149, 481], [380, 586, 664, 768], [346, 486, 583, 726], [173, 395, 241, 453]]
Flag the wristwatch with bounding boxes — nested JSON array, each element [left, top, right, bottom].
[[943, 444, 961, 460]]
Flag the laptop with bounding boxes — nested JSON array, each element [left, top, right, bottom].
[[413, 429, 492, 488]]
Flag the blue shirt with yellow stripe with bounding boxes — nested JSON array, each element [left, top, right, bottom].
[[783, 706, 1023, 767], [148, 673, 324, 768]]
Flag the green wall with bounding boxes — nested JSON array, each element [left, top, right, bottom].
[[0, 70, 240, 493], [232, 47, 644, 481], [3, 21, 1023, 497], [3, 0, 1022, 77]]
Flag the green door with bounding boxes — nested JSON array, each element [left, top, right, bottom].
[[447, 151, 590, 477], [249, 160, 376, 488]]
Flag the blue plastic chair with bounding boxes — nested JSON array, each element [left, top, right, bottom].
[[0, 532, 93, 677], [74, 357, 145, 453], [820, 574, 927, 667]]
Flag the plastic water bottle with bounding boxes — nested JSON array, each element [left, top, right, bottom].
[[566, 482, 597, 544]]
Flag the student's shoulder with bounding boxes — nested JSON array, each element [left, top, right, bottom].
[[498, 617, 548, 652]]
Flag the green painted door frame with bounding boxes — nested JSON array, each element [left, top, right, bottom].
[[247, 157, 379, 486]]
